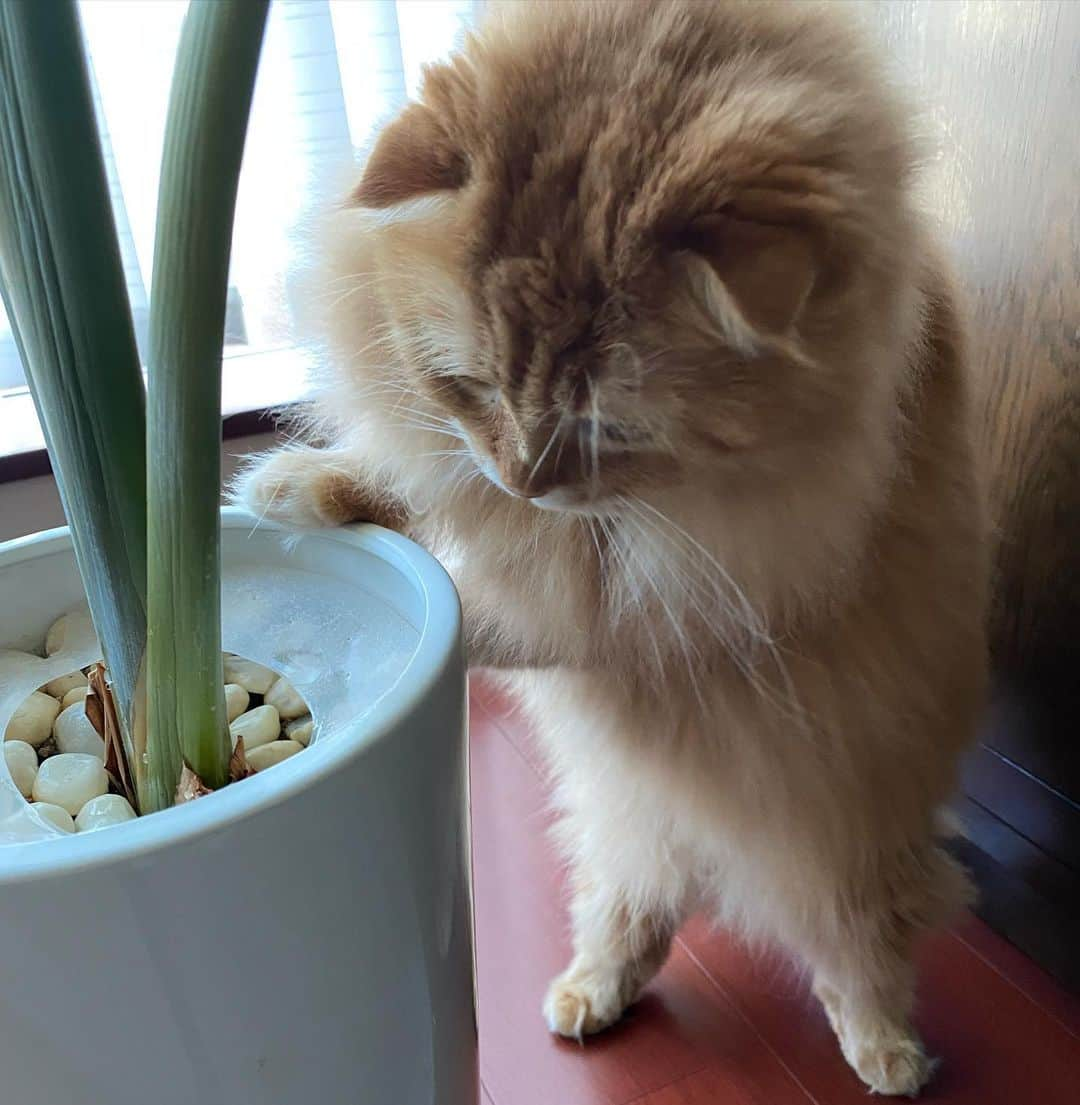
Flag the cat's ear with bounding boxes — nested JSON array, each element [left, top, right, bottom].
[[350, 103, 467, 208], [679, 212, 818, 336]]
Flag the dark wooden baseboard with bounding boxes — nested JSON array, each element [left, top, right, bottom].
[[949, 826, 1080, 994], [955, 683, 1080, 993]]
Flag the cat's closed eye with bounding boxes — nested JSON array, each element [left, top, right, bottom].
[[577, 419, 651, 448], [445, 375, 499, 408]]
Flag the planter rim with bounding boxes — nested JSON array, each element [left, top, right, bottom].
[[0, 508, 462, 885]]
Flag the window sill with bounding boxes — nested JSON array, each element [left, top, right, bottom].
[[0, 344, 310, 484]]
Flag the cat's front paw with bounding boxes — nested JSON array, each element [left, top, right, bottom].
[[231, 447, 395, 530], [542, 965, 631, 1040], [231, 448, 337, 528]]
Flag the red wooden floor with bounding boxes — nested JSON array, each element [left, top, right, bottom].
[[469, 678, 1080, 1105]]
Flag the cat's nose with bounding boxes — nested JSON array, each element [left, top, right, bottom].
[[502, 474, 544, 499], [498, 458, 547, 499]]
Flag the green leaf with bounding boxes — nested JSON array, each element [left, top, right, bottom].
[[0, 0, 153, 803], [146, 0, 269, 791]]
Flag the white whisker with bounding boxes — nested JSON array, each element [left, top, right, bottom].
[[585, 518, 606, 601], [247, 476, 285, 536], [416, 448, 470, 458], [616, 495, 806, 727], [615, 513, 710, 712], [599, 516, 660, 676], [527, 409, 566, 489], [586, 372, 601, 496], [623, 495, 770, 642]]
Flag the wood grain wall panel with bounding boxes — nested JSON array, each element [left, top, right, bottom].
[[864, 1, 1080, 984]]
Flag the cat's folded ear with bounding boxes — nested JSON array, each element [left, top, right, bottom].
[[677, 211, 820, 338], [350, 102, 468, 208]]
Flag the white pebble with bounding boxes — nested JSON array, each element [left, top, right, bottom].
[[229, 704, 280, 751], [45, 608, 94, 656], [42, 669, 88, 700], [4, 740, 38, 797], [53, 702, 106, 759], [224, 683, 249, 723], [264, 676, 308, 720], [222, 655, 276, 695], [4, 689, 60, 747], [285, 715, 313, 747], [247, 739, 302, 772], [75, 794, 137, 833], [32, 802, 76, 833], [61, 685, 90, 711], [32, 753, 108, 816]]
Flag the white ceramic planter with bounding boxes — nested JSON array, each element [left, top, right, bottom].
[[0, 509, 475, 1105]]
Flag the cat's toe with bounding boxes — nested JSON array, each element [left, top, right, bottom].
[[850, 1035, 937, 1098], [542, 968, 628, 1040], [231, 449, 339, 528], [231, 452, 309, 522]]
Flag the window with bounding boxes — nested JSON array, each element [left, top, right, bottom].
[[0, 0, 482, 459]]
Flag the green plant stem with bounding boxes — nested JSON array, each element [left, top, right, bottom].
[[146, 0, 268, 790], [0, 1, 152, 803]]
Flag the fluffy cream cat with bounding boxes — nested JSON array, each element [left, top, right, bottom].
[[235, 1, 987, 1095]]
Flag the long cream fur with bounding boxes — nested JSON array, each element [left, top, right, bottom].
[[234, 2, 988, 1095]]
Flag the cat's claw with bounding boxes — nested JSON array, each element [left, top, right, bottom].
[[543, 968, 629, 1039]]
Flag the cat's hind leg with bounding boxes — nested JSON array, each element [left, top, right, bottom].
[[544, 867, 684, 1039], [807, 845, 971, 1097]]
